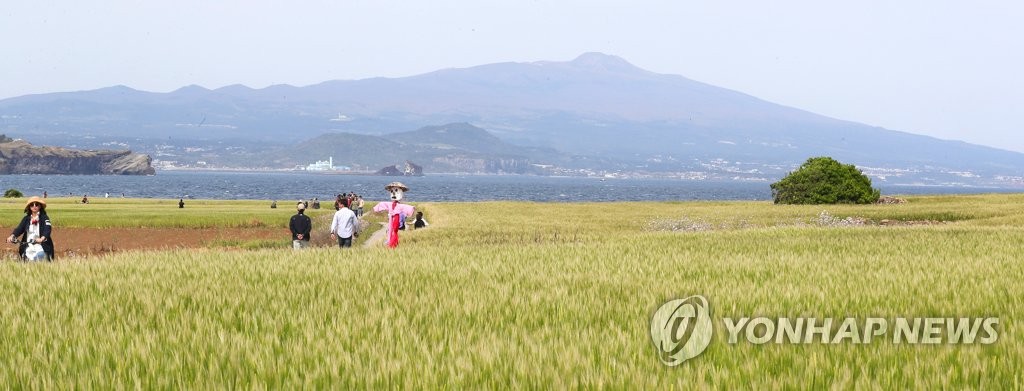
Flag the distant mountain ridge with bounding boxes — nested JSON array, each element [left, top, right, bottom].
[[1, 53, 1022, 184], [278, 123, 586, 174]]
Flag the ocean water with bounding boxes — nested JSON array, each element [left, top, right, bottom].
[[0, 170, 1018, 202]]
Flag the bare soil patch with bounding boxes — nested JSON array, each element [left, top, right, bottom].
[[4, 227, 287, 260]]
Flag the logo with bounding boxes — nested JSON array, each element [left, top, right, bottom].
[[650, 295, 713, 366], [650, 295, 999, 365]]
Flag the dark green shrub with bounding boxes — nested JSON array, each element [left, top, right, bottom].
[[771, 157, 880, 204], [4, 188, 23, 198]]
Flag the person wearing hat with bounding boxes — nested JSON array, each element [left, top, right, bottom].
[[6, 196, 55, 261], [289, 201, 312, 249]]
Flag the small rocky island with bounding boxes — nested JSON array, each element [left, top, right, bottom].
[[0, 135, 155, 175], [375, 160, 424, 176]]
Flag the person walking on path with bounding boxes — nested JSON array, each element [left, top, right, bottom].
[[289, 202, 312, 249], [329, 198, 360, 248]]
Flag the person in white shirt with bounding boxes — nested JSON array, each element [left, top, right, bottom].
[[329, 198, 360, 248]]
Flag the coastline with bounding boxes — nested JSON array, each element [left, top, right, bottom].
[[2, 170, 1020, 203]]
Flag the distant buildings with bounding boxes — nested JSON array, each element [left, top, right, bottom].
[[303, 157, 351, 171], [306, 157, 335, 171]]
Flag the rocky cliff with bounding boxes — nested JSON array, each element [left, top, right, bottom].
[[431, 156, 533, 174], [375, 161, 424, 176], [0, 138, 155, 175]]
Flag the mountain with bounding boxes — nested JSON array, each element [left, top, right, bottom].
[[1, 52, 1022, 184], [275, 123, 602, 174]]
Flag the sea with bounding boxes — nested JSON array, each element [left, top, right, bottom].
[[1, 170, 1020, 202]]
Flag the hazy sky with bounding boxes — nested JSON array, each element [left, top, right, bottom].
[[3, 1, 1022, 152]]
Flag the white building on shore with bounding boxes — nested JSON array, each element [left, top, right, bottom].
[[306, 157, 335, 171]]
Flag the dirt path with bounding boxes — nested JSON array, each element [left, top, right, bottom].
[[3, 219, 403, 260], [3, 227, 285, 260], [362, 223, 387, 248]]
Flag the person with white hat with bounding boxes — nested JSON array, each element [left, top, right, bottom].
[[6, 196, 55, 261], [289, 201, 312, 249]]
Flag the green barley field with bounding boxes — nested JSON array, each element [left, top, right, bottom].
[[1, 194, 1022, 388]]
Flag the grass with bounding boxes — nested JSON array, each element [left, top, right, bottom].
[[0, 194, 1022, 387], [0, 196, 385, 250], [0, 197, 334, 228]]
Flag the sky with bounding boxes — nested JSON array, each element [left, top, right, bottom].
[[2, 1, 1023, 152]]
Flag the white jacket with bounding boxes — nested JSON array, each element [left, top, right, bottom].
[[330, 207, 359, 238]]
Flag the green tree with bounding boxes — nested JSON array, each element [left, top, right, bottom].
[[770, 157, 880, 204], [4, 188, 23, 198]]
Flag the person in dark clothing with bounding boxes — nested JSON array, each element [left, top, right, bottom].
[[413, 211, 429, 229], [178, 198, 185, 208], [289, 202, 312, 249], [7, 196, 55, 261]]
